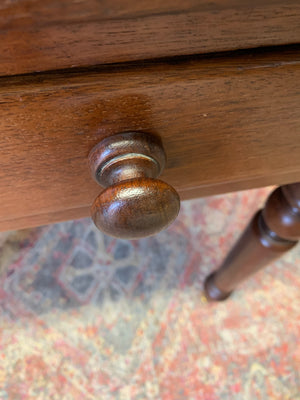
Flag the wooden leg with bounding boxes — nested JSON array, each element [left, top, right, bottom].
[[204, 183, 300, 301]]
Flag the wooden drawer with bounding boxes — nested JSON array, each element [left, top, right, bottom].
[[0, 48, 300, 230]]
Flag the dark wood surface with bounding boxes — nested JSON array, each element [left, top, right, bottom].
[[1, 48, 300, 231], [1, 0, 300, 76], [89, 132, 180, 238], [92, 178, 180, 239], [88, 131, 166, 186], [204, 183, 300, 301]]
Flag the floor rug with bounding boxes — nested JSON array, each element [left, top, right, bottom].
[[0, 187, 299, 399]]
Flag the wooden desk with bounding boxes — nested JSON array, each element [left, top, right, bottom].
[[1, 0, 300, 299]]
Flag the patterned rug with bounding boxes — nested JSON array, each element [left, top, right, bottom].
[[0, 187, 299, 400]]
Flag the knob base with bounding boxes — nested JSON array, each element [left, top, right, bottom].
[[88, 132, 166, 187]]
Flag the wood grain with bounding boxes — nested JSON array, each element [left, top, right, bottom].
[[1, 0, 300, 76], [92, 179, 180, 239], [1, 0, 291, 24], [0, 48, 300, 231]]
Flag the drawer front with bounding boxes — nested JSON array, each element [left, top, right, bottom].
[[1, 0, 300, 76], [0, 49, 300, 230]]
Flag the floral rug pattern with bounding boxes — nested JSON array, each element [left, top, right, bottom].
[[0, 187, 299, 399]]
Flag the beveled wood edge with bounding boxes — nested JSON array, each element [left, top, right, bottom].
[[0, 206, 91, 233], [1, 171, 299, 232], [1, 45, 300, 92]]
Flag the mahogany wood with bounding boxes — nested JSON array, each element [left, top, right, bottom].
[[88, 131, 166, 186], [1, 0, 300, 76], [0, 48, 300, 231], [88, 132, 180, 239], [204, 183, 300, 301]]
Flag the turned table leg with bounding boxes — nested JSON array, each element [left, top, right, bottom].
[[204, 183, 300, 301]]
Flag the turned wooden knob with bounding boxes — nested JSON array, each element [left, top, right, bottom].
[[88, 132, 180, 239]]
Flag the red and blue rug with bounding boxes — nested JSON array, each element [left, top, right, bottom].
[[0, 187, 299, 399]]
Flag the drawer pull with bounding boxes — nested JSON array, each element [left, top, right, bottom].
[[88, 132, 180, 239]]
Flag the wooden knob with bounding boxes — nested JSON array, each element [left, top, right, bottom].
[[88, 132, 180, 239]]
